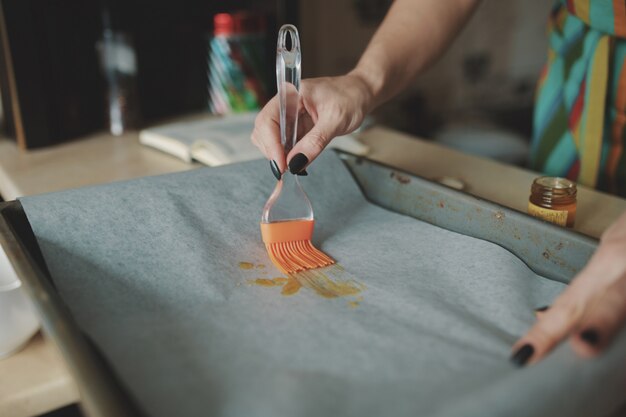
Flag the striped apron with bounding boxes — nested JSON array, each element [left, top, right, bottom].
[[532, 0, 626, 197]]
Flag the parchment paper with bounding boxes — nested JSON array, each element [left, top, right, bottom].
[[20, 152, 626, 417]]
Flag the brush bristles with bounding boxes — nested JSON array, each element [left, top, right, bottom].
[[265, 240, 335, 274]]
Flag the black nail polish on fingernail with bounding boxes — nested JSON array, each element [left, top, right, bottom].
[[288, 153, 308, 174], [270, 160, 281, 181], [580, 328, 600, 346], [534, 306, 549, 312], [296, 169, 308, 176], [510, 344, 534, 367]]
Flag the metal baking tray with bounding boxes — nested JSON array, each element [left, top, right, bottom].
[[0, 152, 599, 417]]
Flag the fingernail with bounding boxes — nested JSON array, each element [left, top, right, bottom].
[[580, 328, 600, 346], [510, 344, 534, 367], [270, 160, 281, 181], [296, 169, 308, 176], [534, 306, 549, 318], [288, 153, 308, 174]]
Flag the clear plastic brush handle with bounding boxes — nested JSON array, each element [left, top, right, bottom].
[[261, 25, 313, 223], [276, 24, 301, 153]]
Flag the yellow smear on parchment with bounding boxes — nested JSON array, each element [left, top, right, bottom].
[[295, 267, 364, 299], [348, 296, 364, 308], [247, 277, 289, 287], [281, 276, 302, 296], [240, 262, 364, 304], [239, 262, 255, 270], [248, 278, 276, 287]]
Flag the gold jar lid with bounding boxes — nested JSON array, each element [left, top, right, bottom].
[[531, 176, 577, 199]]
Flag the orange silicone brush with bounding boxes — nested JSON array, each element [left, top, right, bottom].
[[260, 25, 334, 274]]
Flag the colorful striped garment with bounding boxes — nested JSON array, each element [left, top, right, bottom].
[[532, 0, 626, 197]]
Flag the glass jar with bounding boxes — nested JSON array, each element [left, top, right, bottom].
[[528, 177, 577, 227]]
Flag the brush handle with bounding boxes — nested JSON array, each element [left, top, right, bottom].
[[276, 24, 301, 155], [262, 25, 312, 224]]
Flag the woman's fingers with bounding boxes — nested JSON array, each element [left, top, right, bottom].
[[252, 75, 372, 175], [572, 219, 626, 356], [511, 228, 626, 366], [534, 305, 549, 319], [511, 262, 605, 366], [286, 117, 338, 174], [251, 95, 286, 173], [571, 270, 626, 357], [511, 295, 587, 366], [284, 75, 371, 172]]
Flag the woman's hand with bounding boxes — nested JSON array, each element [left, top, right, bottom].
[[511, 211, 626, 366], [251, 73, 374, 177], [251, 0, 480, 178]]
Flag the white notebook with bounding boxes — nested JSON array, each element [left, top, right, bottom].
[[139, 112, 370, 167]]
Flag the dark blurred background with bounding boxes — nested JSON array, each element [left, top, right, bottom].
[[0, 0, 551, 164], [0, 0, 295, 147]]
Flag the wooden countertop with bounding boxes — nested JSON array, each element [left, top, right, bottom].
[[0, 125, 624, 417], [0, 333, 79, 417], [0, 131, 194, 201]]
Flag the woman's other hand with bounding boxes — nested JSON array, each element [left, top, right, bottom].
[[511, 211, 626, 366]]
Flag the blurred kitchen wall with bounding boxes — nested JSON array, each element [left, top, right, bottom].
[[299, 0, 553, 140]]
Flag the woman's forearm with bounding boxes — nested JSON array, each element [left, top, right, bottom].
[[350, 0, 480, 111]]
